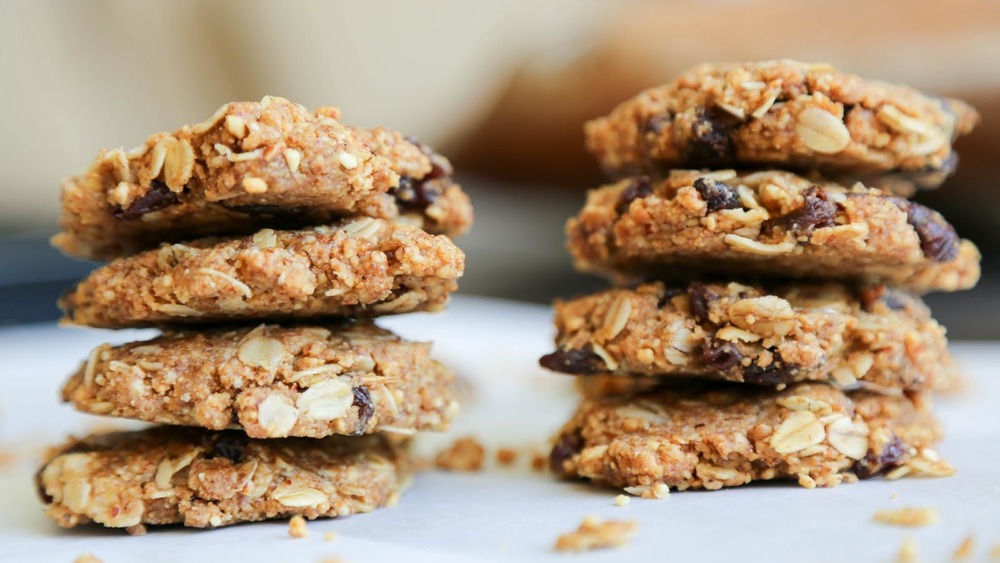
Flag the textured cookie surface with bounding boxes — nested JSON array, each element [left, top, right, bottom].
[[550, 382, 945, 492], [567, 169, 979, 293], [53, 96, 473, 260], [60, 219, 465, 328], [541, 281, 954, 391], [585, 60, 979, 190], [37, 428, 410, 532], [63, 323, 458, 438]]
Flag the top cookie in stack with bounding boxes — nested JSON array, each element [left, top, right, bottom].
[[39, 97, 471, 532], [543, 61, 978, 493]]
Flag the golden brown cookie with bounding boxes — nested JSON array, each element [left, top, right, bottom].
[[550, 382, 947, 492], [567, 170, 979, 293], [585, 60, 978, 191], [63, 323, 458, 438], [541, 281, 954, 391], [36, 428, 410, 532], [59, 219, 465, 328], [53, 96, 472, 260]]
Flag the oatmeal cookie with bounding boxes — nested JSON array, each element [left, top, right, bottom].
[[541, 281, 954, 391], [52, 96, 472, 260], [60, 219, 464, 328], [62, 323, 458, 438], [567, 170, 979, 293], [585, 60, 978, 191], [36, 428, 410, 532], [550, 382, 944, 492]]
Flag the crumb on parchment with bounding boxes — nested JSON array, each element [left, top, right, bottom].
[[435, 437, 485, 472], [554, 515, 637, 552]]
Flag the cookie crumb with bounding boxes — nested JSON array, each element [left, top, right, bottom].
[[531, 452, 548, 472], [624, 483, 670, 499], [614, 494, 630, 507], [74, 555, 103, 563], [0, 449, 16, 469], [435, 437, 485, 472], [898, 537, 918, 563], [324, 531, 338, 542], [890, 492, 899, 500], [952, 535, 974, 560], [126, 524, 147, 536], [874, 507, 939, 527], [990, 543, 1000, 559], [289, 515, 309, 538], [554, 515, 637, 552], [496, 447, 518, 466]]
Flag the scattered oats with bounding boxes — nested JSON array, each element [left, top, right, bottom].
[[715, 100, 746, 120], [601, 295, 632, 340], [74, 554, 103, 563], [873, 507, 939, 527], [723, 234, 797, 255], [554, 516, 637, 552], [288, 515, 309, 538], [590, 342, 618, 371], [323, 531, 338, 542], [434, 437, 485, 472], [224, 114, 248, 139], [623, 483, 670, 499], [496, 447, 518, 466], [770, 410, 825, 454], [797, 474, 817, 489], [898, 537, 919, 563], [614, 494, 630, 507], [242, 176, 268, 194], [952, 535, 974, 560], [338, 152, 358, 169]]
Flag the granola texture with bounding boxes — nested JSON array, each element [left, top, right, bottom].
[[59, 219, 465, 328], [62, 323, 458, 438], [585, 60, 979, 191], [52, 96, 473, 260], [550, 382, 944, 491], [567, 170, 980, 293], [37, 428, 410, 531], [541, 281, 954, 391]]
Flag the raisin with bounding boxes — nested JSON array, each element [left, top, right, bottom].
[[393, 176, 440, 212], [204, 431, 249, 464], [858, 285, 906, 312], [538, 347, 606, 375], [693, 178, 742, 211], [549, 429, 584, 474], [898, 200, 959, 262], [113, 180, 180, 221], [352, 385, 375, 435], [687, 282, 714, 324], [34, 469, 53, 504], [854, 436, 906, 479], [405, 136, 453, 180], [685, 108, 735, 165], [742, 352, 799, 385], [700, 339, 742, 371], [614, 177, 652, 214], [765, 186, 836, 235]]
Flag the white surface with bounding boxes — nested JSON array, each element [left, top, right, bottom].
[[1, 295, 999, 563]]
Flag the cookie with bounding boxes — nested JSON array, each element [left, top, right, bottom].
[[584, 60, 979, 190], [52, 96, 473, 260], [36, 427, 410, 532], [550, 382, 946, 492], [62, 323, 458, 438], [567, 170, 980, 293], [540, 281, 954, 391], [575, 375, 660, 399], [59, 218, 465, 328]]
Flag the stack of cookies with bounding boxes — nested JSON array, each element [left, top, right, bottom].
[[38, 97, 473, 532], [541, 61, 980, 495]]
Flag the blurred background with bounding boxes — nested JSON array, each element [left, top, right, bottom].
[[1, 0, 997, 336]]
